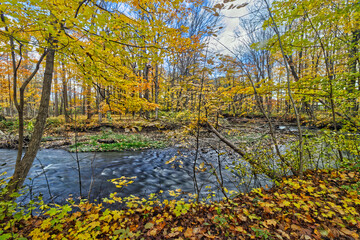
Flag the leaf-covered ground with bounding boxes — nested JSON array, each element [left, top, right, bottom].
[[2, 167, 360, 239]]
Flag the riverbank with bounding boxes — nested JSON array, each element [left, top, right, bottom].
[[0, 115, 178, 151], [0, 114, 303, 152], [1, 165, 359, 239]]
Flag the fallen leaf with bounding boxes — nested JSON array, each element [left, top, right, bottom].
[[235, 226, 247, 233], [264, 219, 277, 227], [340, 228, 359, 239], [144, 222, 154, 229], [291, 224, 302, 231], [184, 228, 193, 238]]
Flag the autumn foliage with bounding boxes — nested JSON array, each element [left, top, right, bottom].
[[0, 166, 359, 239], [1, 0, 360, 239]]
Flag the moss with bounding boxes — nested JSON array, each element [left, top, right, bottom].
[[69, 132, 167, 152]]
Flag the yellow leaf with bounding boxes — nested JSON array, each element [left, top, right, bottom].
[[88, 221, 100, 230], [40, 219, 52, 230], [166, 156, 177, 164], [280, 200, 291, 207], [102, 225, 110, 232]]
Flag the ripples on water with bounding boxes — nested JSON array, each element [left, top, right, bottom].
[[0, 148, 271, 205]]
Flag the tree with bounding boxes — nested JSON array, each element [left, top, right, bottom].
[[0, 0, 204, 196]]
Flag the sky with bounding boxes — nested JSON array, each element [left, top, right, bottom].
[[212, 0, 250, 55]]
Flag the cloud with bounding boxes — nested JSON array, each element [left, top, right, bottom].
[[211, 0, 249, 55]]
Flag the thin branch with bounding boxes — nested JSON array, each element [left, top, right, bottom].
[[20, 49, 48, 93], [15, 44, 23, 73], [75, 0, 89, 18]]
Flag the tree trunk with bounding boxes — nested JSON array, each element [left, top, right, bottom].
[[154, 64, 159, 119], [7, 48, 55, 196], [144, 63, 150, 119], [86, 84, 92, 120], [61, 62, 70, 123], [96, 85, 104, 123], [348, 29, 359, 114], [54, 67, 59, 117], [7, 53, 12, 117]]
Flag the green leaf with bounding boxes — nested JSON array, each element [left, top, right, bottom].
[[144, 222, 154, 229]]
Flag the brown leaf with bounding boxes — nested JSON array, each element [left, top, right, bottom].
[[348, 172, 355, 178], [237, 3, 249, 9], [213, 4, 224, 9], [238, 214, 247, 222], [275, 233, 283, 240], [167, 231, 180, 238], [196, 217, 204, 224], [204, 233, 217, 239], [277, 229, 290, 239], [340, 228, 359, 239], [302, 235, 312, 240], [264, 219, 277, 227], [291, 224, 302, 231], [148, 229, 158, 236], [184, 228, 193, 238]]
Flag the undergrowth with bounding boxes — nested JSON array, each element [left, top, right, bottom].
[[1, 166, 360, 239]]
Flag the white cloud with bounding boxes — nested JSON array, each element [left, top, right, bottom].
[[211, 0, 249, 55]]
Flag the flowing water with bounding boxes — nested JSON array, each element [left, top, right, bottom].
[[0, 148, 270, 205]]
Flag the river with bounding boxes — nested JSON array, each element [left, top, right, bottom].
[[0, 148, 271, 205]]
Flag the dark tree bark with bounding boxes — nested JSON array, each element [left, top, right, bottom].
[[86, 84, 92, 120], [349, 29, 359, 114], [7, 48, 55, 196], [54, 67, 59, 116], [154, 64, 159, 119], [61, 62, 70, 123]]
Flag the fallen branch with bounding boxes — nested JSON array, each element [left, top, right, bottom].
[[205, 121, 281, 180]]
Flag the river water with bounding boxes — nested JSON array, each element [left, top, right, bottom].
[[0, 148, 270, 205]]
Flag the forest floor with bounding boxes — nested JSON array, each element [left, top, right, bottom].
[[1, 115, 359, 239], [2, 165, 359, 239]]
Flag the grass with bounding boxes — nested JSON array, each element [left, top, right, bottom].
[[69, 132, 167, 152]]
